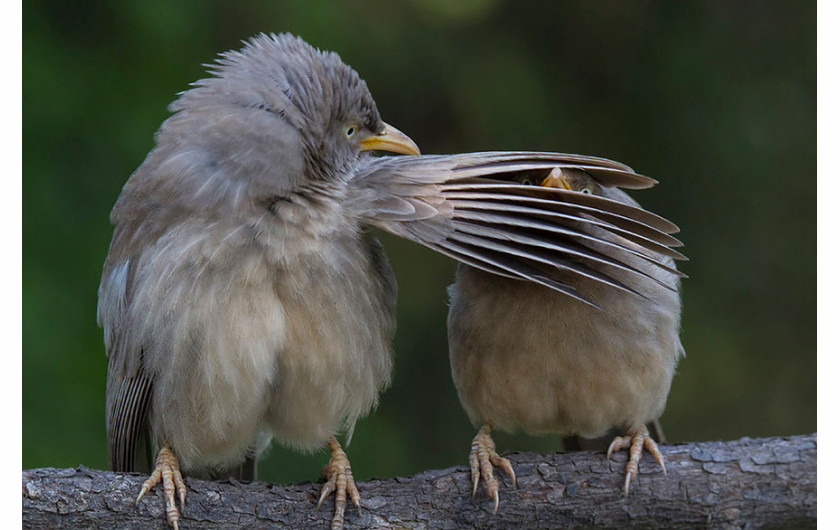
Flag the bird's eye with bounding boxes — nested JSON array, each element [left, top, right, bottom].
[[345, 125, 357, 138], [580, 187, 592, 194], [522, 179, 532, 185]]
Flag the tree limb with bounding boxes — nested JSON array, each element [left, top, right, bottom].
[[22, 433, 816, 529]]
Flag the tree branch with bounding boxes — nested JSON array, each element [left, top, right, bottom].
[[22, 433, 816, 529]]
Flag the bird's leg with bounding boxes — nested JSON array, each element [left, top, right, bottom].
[[136, 446, 187, 529], [469, 423, 516, 513], [318, 436, 361, 530], [607, 425, 667, 495]]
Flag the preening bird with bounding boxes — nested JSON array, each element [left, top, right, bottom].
[[99, 33, 684, 528], [447, 166, 686, 512]]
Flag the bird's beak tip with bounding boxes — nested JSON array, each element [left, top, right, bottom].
[[540, 168, 572, 190], [359, 123, 421, 156]]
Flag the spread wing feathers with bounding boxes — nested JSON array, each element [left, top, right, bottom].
[[450, 206, 686, 278], [423, 238, 604, 308], [443, 181, 683, 239], [420, 150, 657, 189], [448, 225, 652, 295], [350, 152, 685, 299], [449, 219, 679, 292], [445, 193, 686, 261]]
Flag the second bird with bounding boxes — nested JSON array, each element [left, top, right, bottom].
[[447, 166, 686, 511]]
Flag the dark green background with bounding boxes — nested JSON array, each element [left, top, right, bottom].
[[23, 1, 815, 484]]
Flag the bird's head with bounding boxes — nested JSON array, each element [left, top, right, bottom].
[[536, 168, 602, 196], [153, 33, 418, 211], [528, 167, 637, 205]]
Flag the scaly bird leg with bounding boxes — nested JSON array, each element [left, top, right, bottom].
[[318, 436, 361, 530], [469, 423, 516, 514], [136, 446, 187, 529], [607, 425, 667, 495]]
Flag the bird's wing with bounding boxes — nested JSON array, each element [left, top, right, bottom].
[[348, 152, 684, 307], [100, 258, 154, 473]]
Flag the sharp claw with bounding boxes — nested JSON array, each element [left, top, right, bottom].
[[492, 489, 499, 515], [470, 457, 480, 496], [607, 435, 630, 460], [176, 473, 187, 512], [494, 455, 517, 488], [644, 436, 668, 475], [655, 455, 668, 475], [136, 467, 161, 504], [350, 484, 361, 515], [136, 485, 149, 505], [318, 481, 335, 507]]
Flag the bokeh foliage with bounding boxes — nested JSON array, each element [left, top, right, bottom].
[[23, 1, 815, 484]]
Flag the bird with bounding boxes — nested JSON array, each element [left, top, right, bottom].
[[98, 32, 685, 528], [447, 166, 686, 512]]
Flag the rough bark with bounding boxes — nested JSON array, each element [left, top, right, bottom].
[[22, 433, 816, 529]]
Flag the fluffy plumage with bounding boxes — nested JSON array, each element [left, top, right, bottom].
[[99, 33, 684, 528]]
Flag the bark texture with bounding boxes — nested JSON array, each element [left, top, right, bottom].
[[22, 433, 816, 529]]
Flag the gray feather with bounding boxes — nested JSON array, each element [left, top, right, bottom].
[[348, 152, 686, 302]]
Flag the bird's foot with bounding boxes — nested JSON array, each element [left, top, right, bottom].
[[607, 425, 667, 495], [469, 423, 516, 514], [318, 437, 361, 530], [136, 446, 187, 529]]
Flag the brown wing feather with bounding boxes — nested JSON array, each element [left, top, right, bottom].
[[349, 152, 685, 301]]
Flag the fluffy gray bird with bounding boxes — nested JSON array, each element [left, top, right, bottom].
[[99, 33, 684, 529], [447, 166, 686, 511]]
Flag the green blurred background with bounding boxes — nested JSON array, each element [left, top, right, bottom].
[[23, 1, 815, 484]]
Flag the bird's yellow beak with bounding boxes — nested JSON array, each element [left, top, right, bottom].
[[359, 123, 421, 156], [540, 168, 572, 190]]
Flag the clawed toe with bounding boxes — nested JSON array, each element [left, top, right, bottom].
[[136, 447, 187, 529], [607, 425, 666, 495], [469, 423, 516, 513], [318, 437, 361, 530]]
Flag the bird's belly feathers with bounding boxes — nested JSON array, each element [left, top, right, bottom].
[[448, 270, 681, 438], [265, 243, 394, 450], [138, 245, 282, 472], [136, 223, 391, 471]]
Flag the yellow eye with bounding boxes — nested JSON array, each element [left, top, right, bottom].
[[345, 125, 357, 138]]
